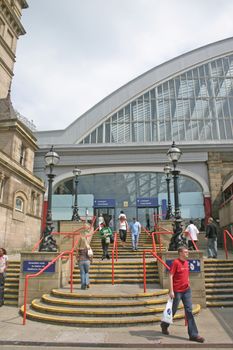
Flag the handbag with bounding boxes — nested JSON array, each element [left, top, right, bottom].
[[110, 235, 114, 244], [87, 247, 93, 258], [105, 237, 110, 244], [161, 297, 173, 324]]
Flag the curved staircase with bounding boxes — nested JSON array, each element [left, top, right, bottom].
[[20, 287, 201, 326], [20, 231, 202, 326]]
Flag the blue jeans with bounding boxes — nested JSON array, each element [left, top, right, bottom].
[[207, 238, 217, 258], [131, 234, 139, 249], [0, 273, 5, 305], [161, 288, 199, 338], [101, 239, 109, 258], [79, 260, 90, 287]]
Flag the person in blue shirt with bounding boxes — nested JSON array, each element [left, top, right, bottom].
[[129, 218, 141, 251]]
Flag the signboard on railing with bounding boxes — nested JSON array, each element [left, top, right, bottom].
[[165, 259, 201, 272], [23, 260, 56, 273]]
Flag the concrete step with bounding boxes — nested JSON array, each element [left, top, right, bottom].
[[20, 286, 201, 326], [20, 306, 200, 327], [205, 288, 233, 294], [206, 300, 233, 307], [205, 282, 233, 288], [51, 288, 168, 299]]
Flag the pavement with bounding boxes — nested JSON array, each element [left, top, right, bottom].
[[2, 249, 232, 349], [0, 294, 233, 349]]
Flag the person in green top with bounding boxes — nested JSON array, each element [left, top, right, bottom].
[[99, 223, 113, 260]]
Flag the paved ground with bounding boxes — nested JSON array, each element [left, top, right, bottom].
[[0, 304, 233, 349], [3, 248, 233, 349]]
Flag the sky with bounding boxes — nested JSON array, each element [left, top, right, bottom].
[[11, 0, 233, 131]]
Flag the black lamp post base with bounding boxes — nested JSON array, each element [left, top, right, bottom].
[[168, 218, 186, 251], [39, 225, 57, 252]]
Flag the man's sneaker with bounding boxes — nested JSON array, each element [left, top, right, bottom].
[[160, 323, 169, 335], [189, 336, 205, 343]]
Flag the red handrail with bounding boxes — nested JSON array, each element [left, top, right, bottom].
[[152, 230, 173, 254], [31, 225, 88, 252], [23, 249, 72, 325], [143, 249, 170, 293], [223, 229, 233, 259], [111, 232, 118, 285], [184, 230, 199, 251], [23, 227, 98, 325], [141, 225, 152, 237]]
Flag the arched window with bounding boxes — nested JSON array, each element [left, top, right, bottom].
[[15, 196, 24, 212]]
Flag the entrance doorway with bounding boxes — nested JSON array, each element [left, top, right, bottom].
[[136, 207, 159, 231], [94, 207, 115, 229]]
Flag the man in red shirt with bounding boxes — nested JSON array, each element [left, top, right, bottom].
[[161, 246, 205, 343]]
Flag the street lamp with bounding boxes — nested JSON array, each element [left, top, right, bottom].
[[163, 164, 172, 219], [39, 146, 60, 252], [71, 167, 81, 221], [167, 141, 185, 251]]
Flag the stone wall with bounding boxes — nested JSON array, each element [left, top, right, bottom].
[[157, 251, 206, 308], [208, 152, 233, 222], [18, 251, 70, 306]]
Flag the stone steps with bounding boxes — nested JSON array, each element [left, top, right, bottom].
[[21, 288, 201, 326], [4, 261, 20, 306], [204, 259, 233, 307]]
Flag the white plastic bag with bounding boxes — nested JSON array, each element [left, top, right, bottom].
[[161, 297, 173, 324], [87, 248, 93, 258]]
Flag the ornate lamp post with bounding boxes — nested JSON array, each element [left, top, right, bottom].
[[167, 141, 185, 251], [163, 164, 172, 219], [39, 146, 60, 252], [71, 167, 81, 221]]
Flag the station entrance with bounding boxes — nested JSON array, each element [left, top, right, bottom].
[[136, 207, 159, 231]]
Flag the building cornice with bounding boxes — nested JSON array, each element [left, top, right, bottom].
[[0, 0, 26, 36], [0, 119, 38, 149], [0, 35, 16, 61], [0, 149, 45, 191]]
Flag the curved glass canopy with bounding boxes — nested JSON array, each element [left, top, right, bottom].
[[80, 54, 233, 144]]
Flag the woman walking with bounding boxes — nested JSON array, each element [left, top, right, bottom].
[[76, 236, 93, 290], [0, 248, 8, 306]]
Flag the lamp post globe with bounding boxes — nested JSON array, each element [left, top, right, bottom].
[[71, 167, 81, 221], [39, 146, 60, 252], [163, 164, 172, 219], [167, 142, 186, 251]]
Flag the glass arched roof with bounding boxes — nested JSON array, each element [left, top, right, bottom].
[[80, 54, 233, 144]]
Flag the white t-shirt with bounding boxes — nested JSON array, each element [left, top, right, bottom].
[[0, 255, 8, 273], [118, 214, 127, 230], [185, 224, 199, 241]]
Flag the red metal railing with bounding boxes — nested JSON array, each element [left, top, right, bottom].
[[223, 229, 233, 259], [23, 226, 99, 325], [152, 230, 173, 254], [23, 249, 74, 325], [111, 232, 118, 285], [143, 249, 170, 293], [31, 224, 90, 252], [184, 231, 199, 251]]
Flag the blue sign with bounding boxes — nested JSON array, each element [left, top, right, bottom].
[[136, 197, 158, 207], [94, 199, 115, 208], [165, 259, 201, 272], [23, 261, 56, 273]]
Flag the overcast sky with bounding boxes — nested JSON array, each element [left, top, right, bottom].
[[11, 0, 233, 131]]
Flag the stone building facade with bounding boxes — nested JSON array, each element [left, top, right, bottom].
[[0, 1, 45, 252], [0, 96, 45, 252], [0, 0, 28, 99]]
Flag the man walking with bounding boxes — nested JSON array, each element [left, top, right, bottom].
[[129, 218, 141, 251], [184, 220, 199, 250], [205, 217, 218, 258], [160, 246, 205, 343]]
